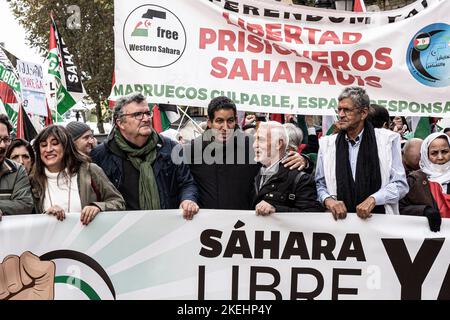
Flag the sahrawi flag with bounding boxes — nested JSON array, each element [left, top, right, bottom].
[[0, 46, 21, 125], [152, 103, 180, 133], [47, 16, 86, 116]]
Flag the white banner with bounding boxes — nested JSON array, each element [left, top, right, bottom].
[[0, 210, 449, 300], [16, 60, 47, 116], [113, 0, 450, 117]]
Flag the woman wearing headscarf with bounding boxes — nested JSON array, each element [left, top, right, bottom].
[[400, 132, 450, 231], [30, 125, 125, 225]]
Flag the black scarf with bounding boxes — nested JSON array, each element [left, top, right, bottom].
[[336, 121, 385, 213]]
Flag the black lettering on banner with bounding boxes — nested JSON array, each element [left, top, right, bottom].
[[281, 232, 310, 259], [224, 0, 239, 13], [198, 265, 205, 300], [199, 229, 223, 258], [250, 266, 282, 300], [382, 238, 444, 300], [332, 268, 362, 300], [254, 231, 280, 259], [232, 265, 239, 300], [291, 267, 324, 300], [224, 225, 252, 258], [312, 233, 336, 260], [438, 265, 450, 300], [337, 234, 366, 261]]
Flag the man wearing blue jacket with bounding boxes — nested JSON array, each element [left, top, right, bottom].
[[91, 93, 199, 220]]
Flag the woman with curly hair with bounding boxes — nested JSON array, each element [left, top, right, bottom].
[[30, 125, 125, 225]]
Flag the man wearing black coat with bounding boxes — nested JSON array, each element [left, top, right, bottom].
[[253, 121, 324, 215], [183, 96, 310, 210]]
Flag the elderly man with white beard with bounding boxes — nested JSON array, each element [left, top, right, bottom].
[[252, 121, 324, 215]]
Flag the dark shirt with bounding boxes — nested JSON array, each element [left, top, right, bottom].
[[185, 130, 260, 210]]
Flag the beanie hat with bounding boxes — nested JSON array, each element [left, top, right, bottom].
[[66, 121, 92, 141]]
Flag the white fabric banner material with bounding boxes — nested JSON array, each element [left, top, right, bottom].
[[113, 0, 450, 117], [0, 210, 449, 300], [16, 60, 47, 116]]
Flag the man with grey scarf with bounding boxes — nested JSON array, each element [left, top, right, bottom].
[[91, 93, 199, 219]]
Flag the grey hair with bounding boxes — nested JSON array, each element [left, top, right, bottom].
[[338, 86, 370, 110], [113, 93, 147, 123], [283, 123, 303, 151], [258, 121, 288, 147]]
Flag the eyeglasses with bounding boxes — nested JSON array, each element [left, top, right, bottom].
[[0, 136, 12, 144], [334, 107, 358, 116], [120, 110, 153, 120]]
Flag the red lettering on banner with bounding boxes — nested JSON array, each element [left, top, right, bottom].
[[247, 34, 265, 53], [199, 28, 216, 49], [311, 51, 329, 64], [210, 57, 228, 78], [219, 30, 237, 51], [303, 27, 320, 44], [342, 32, 362, 44], [284, 25, 303, 44], [272, 61, 293, 83], [351, 50, 373, 71], [374, 48, 393, 70], [318, 31, 341, 45], [294, 62, 313, 84], [314, 65, 337, 85], [336, 70, 356, 86], [251, 60, 271, 81], [266, 24, 283, 41], [331, 51, 351, 71], [365, 76, 382, 88], [229, 58, 250, 80]]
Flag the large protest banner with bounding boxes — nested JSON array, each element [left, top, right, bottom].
[[0, 210, 449, 300], [112, 0, 450, 117]]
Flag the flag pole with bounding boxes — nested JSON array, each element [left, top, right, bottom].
[[177, 106, 187, 131], [176, 106, 204, 133]]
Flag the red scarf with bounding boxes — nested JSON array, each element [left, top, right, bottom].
[[429, 181, 450, 218]]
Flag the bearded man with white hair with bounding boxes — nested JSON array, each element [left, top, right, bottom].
[[252, 121, 324, 215]]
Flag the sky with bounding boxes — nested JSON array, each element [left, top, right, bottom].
[[0, 0, 44, 63]]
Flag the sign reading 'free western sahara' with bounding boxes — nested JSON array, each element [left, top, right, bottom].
[[113, 0, 450, 117], [1, 211, 449, 300]]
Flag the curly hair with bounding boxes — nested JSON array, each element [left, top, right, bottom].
[[207, 96, 237, 121]]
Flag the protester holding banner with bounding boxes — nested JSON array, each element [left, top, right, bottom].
[[6, 138, 35, 175], [0, 115, 34, 216], [183, 96, 309, 210], [399, 132, 450, 231], [91, 93, 199, 220], [30, 125, 125, 225], [253, 121, 324, 215], [316, 86, 408, 219]]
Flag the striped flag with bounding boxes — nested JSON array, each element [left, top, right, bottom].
[[353, 0, 366, 12], [152, 104, 180, 133], [414, 37, 430, 50], [16, 104, 37, 141], [108, 71, 116, 109], [322, 115, 337, 137], [411, 116, 431, 139], [47, 16, 86, 116]]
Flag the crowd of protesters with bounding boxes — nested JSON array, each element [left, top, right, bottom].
[[0, 86, 448, 232]]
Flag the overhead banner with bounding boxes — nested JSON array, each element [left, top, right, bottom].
[[0, 210, 449, 300], [16, 60, 47, 117], [113, 0, 450, 117]]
